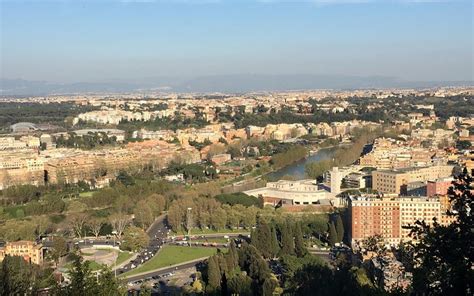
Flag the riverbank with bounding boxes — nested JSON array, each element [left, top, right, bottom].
[[266, 146, 337, 181]]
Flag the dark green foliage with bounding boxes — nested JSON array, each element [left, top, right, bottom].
[[270, 224, 280, 258], [263, 277, 278, 296], [404, 169, 474, 296], [0, 255, 35, 296], [329, 222, 338, 246], [227, 241, 239, 270], [279, 254, 324, 287], [116, 171, 135, 187], [279, 221, 295, 256], [207, 255, 221, 292], [336, 215, 345, 243], [0, 102, 96, 128], [456, 140, 472, 150], [50, 236, 68, 265], [117, 115, 208, 134], [66, 255, 97, 295], [55, 132, 118, 150], [214, 192, 260, 207], [251, 218, 272, 259], [294, 222, 307, 257], [56, 255, 123, 296], [227, 273, 253, 296]]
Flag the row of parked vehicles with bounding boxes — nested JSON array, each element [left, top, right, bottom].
[[128, 272, 175, 287]]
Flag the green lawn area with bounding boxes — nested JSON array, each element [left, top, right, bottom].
[[122, 246, 222, 277], [79, 191, 94, 198], [86, 260, 104, 271], [65, 260, 104, 272], [116, 251, 133, 266]]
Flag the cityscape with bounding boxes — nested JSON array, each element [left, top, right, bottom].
[[0, 1, 473, 296]]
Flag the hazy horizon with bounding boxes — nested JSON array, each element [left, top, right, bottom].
[[1, 0, 473, 85]]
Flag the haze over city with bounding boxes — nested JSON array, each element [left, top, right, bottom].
[[1, 0, 473, 94]]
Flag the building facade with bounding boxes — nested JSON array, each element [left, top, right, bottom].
[[349, 196, 444, 246], [0, 241, 44, 265], [372, 165, 454, 194]]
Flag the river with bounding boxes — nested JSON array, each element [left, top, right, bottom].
[[266, 147, 337, 181]]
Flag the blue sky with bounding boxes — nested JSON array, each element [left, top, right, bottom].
[[1, 0, 472, 83]]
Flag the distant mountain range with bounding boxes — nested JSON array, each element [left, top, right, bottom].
[[1, 75, 472, 96]]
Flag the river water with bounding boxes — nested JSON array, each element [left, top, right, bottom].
[[266, 147, 337, 181]]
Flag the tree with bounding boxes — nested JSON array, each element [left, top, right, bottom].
[[336, 215, 345, 243], [109, 213, 129, 239], [211, 207, 227, 230], [70, 213, 88, 238], [241, 206, 258, 229], [329, 222, 338, 246], [50, 236, 68, 266], [133, 200, 154, 230], [270, 224, 280, 258], [0, 255, 35, 296], [227, 241, 239, 270], [252, 219, 272, 259], [227, 274, 253, 296], [67, 200, 88, 213], [116, 170, 135, 187], [191, 279, 204, 293], [96, 265, 125, 296], [280, 222, 295, 256], [405, 169, 474, 296], [147, 193, 166, 215], [121, 226, 149, 252], [67, 255, 97, 296], [88, 217, 104, 238], [207, 255, 221, 292], [263, 276, 279, 296], [294, 222, 307, 257], [456, 140, 472, 150]]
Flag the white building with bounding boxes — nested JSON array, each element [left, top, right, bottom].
[[244, 179, 330, 206]]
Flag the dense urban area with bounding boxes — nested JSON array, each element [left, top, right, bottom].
[[0, 87, 473, 296]]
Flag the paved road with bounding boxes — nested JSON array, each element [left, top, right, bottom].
[[116, 215, 169, 275], [124, 257, 207, 283]]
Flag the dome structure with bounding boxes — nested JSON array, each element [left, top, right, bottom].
[[10, 122, 38, 133]]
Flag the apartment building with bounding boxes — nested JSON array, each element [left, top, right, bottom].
[[372, 165, 454, 194], [0, 241, 44, 265], [349, 196, 443, 246], [0, 152, 45, 189], [426, 177, 453, 197]]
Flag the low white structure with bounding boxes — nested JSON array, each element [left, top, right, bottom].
[[244, 179, 330, 205]]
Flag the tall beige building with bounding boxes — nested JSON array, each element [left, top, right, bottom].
[[372, 165, 453, 194]]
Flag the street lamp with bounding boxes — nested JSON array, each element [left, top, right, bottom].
[[112, 231, 117, 278], [187, 208, 193, 246]]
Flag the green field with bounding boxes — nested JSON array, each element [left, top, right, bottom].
[[115, 251, 133, 266], [79, 191, 95, 198], [122, 246, 221, 277], [66, 260, 104, 272]]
